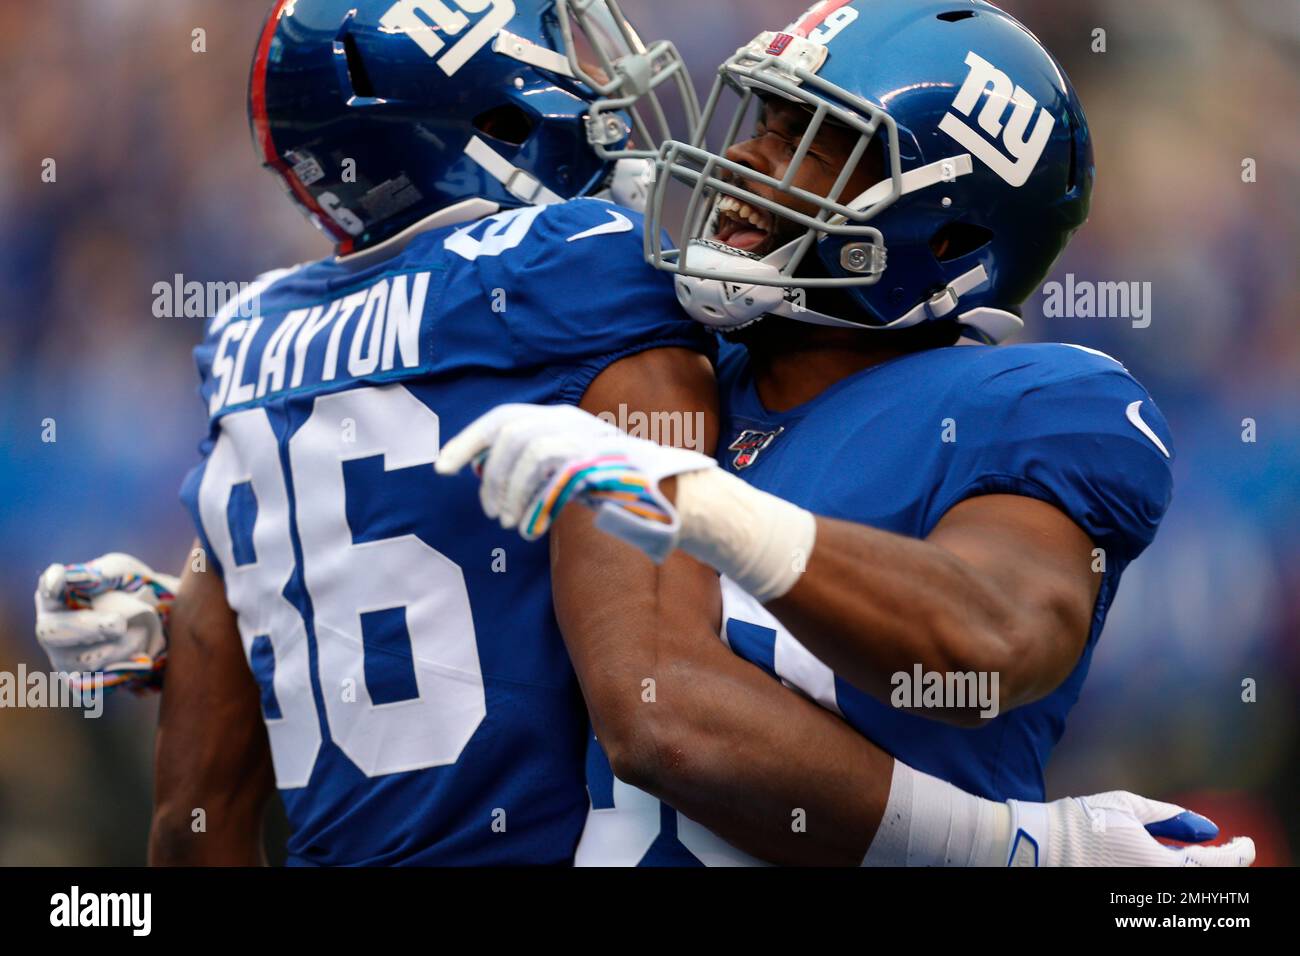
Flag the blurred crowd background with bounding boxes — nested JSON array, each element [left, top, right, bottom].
[[0, 0, 1295, 865]]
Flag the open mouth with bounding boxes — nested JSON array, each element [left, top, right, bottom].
[[712, 195, 774, 254]]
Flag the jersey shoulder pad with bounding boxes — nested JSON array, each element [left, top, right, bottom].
[[436, 198, 646, 272], [484, 198, 654, 297], [531, 196, 646, 247], [943, 342, 1174, 563], [440, 199, 713, 376]]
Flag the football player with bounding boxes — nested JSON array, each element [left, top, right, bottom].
[[39, 0, 915, 867], [36, 0, 1250, 867], [434, 0, 1256, 865]]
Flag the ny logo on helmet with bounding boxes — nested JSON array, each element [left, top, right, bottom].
[[381, 0, 516, 77], [938, 51, 1055, 188]]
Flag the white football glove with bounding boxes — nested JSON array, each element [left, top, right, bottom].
[[34, 553, 177, 694], [866, 763, 1255, 867], [439, 403, 818, 601], [436, 403, 714, 562], [1010, 791, 1256, 867]]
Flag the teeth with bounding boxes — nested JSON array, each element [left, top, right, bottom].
[[716, 196, 767, 230]]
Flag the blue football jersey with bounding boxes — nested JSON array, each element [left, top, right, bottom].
[[578, 339, 1175, 866], [178, 199, 714, 866]]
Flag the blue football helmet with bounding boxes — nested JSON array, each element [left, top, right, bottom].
[[250, 0, 698, 254], [645, 0, 1094, 343]]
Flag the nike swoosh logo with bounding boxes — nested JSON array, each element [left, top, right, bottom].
[[1126, 400, 1170, 458], [566, 210, 634, 243]]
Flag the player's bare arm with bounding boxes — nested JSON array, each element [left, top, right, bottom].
[[762, 493, 1100, 723], [149, 542, 274, 865], [552, 346, 890, 865]]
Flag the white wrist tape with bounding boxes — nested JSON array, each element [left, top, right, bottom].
[[673, 467, 817, 603], [1006, 799, 1050, 866], [862, 761, 1011, 867]]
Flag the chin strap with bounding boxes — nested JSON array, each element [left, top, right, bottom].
[[889, 263, 990, 327], [760, 262, 1022, 343], [953, 306, 1024, 343], [675, 238, 1023, 341], [465, 136, 564, 206], [767, 298, 869, 329]]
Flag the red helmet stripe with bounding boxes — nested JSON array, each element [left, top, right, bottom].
[[792, 0, 857, 37], [250, 0, 356, 253]]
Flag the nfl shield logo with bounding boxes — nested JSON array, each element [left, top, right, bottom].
[[729, 427, 784, 469]]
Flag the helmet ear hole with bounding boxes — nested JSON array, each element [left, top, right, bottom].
[[473, 105, 536, 147], [341, 33, 377, 98], [936, 10, 977, 22], [930, 222, 993, 261]]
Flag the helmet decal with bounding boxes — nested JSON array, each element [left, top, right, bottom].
[[379, 1, 517, 78], [939, 51, 1056, 188], [791, 0, 860, 45]]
